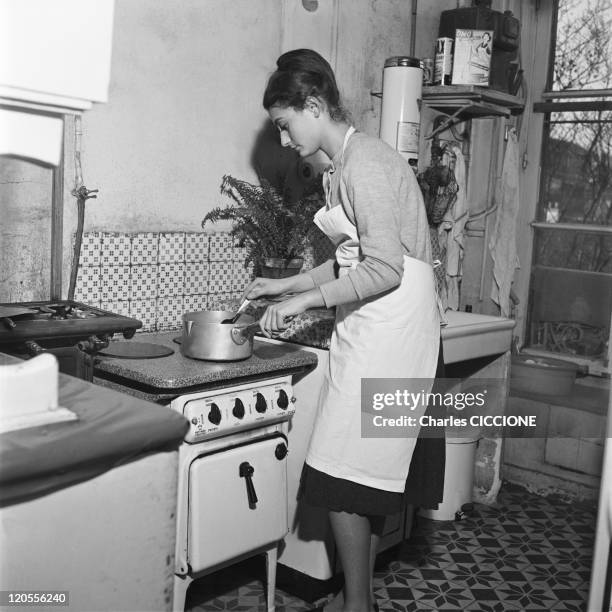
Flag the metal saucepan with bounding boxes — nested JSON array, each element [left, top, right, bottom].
[[181, 310, 261, 361]]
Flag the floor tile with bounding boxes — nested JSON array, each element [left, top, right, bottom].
[[184, 482, 597, 612]]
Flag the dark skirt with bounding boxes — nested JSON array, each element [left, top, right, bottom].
[[298, 463, 404, 516], [298, 339, 447, 517]]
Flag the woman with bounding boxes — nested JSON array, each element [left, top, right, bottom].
[[474, 31, 492, 64], [243, 49, 440, 612]]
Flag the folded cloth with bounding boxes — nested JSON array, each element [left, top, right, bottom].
[[489, 128, 521, 316]]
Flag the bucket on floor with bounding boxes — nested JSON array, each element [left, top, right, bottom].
[[419, 427, 481, 521]]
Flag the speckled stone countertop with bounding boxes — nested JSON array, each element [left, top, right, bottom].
[[94, 332, 318, 400]]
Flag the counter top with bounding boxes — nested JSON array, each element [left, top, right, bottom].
[[267, 307, 515, 363], [95, 332, 319, 396], [441, 310, 516, 363], [0, 352, 189, 506]]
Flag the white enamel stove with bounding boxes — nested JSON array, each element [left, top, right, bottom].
[[171, 374, 296, 612]]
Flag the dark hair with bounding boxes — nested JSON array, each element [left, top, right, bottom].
[[263, 48, 350, 122]]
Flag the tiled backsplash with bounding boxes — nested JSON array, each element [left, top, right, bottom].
[[75, 231, 253, 332], [75, 229, 334, 333]]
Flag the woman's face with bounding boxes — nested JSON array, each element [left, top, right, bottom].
[[269, 104, 321, 157]]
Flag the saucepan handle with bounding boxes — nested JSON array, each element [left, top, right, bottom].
[[231, 322, 262, 345]]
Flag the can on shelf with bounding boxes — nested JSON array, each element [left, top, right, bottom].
[[433, 37, 453, 85], [420, 58, 434, 85]]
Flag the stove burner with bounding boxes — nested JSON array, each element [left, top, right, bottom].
[[0, 300, 142, 344], [16, 303, 99, 321]]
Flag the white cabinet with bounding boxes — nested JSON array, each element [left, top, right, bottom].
[[0, 0, 115, 113], [0, 0, 114, 165]]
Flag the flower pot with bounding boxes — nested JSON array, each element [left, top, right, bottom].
[[259, 257, 304, 279]]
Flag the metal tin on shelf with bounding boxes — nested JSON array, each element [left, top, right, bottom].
[[420, 58, 434, 85], [384, 56, 421, 68], [434, 37, 453, 85]]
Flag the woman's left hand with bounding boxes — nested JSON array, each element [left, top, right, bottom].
[[258, 290, 323, 338]]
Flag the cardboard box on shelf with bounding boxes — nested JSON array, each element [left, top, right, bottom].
[[451, 29, 493, 86]]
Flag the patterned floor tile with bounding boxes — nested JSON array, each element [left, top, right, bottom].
[[376, 597, 436, 611], [551, 601, 588, 612], [464, 602, 523, 612], [411, 580, 475, 609], [522, 566, 584, 589], [396, 544, 456, 569], [471, 547, 531, 571], [185, 482, 596, 612], [496, 581, 560, 609], [442, 564, 504, 590], [378, 567, 427, 588]]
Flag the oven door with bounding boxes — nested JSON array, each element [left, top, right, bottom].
[[187, 434, 289, 573]]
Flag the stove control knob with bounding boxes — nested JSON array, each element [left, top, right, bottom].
[[191, 417, 198, 425], [208, 402, 222, 426], [275, 442, 288, 460], [276, 389, 289, 410], [232, 398, 245, 419], [255, 392, 267, 413]]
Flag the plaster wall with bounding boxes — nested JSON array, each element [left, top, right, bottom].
[[1, 0, 419, 301]]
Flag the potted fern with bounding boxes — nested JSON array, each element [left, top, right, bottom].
[[202, 173, 324, 278]]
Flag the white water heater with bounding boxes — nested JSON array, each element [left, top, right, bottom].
[[379, 56, 423, 171]]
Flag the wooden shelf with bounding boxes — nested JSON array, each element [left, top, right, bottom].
[[423, 85, 524, 114], [422, 85, 524, 138]]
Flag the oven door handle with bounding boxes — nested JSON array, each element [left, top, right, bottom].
[[238, 461, 258, 509]]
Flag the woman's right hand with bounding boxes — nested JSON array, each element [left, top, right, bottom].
[[242, 277, 289, 301]]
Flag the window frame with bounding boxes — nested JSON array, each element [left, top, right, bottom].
[[524, 0, 612, 375]]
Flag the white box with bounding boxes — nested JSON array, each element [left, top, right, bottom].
[[451, 29, 493, 86]]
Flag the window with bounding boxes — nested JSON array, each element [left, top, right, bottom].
[[526, 0, 612, 372]]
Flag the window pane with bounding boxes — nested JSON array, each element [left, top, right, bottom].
[[534, 227, 612, 273], [553, 0, 612, 91], [538, 111, 612, 226], [527, 229, 611, 365]]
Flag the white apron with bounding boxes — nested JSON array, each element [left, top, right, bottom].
[[305, 127, 440, 492]]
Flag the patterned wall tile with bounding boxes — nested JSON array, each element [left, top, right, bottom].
[[130, 264, 158, 300], [101, 233, 132, 267], [78, 232, 102, 266], [208, 260, 234, 293], [207, 292, 240, 311], [131, 232, 158, 265], [184, 294, 208, 313], [159, 232, 185, 263], [158, 263, 185, 297], [130, 299, 157, 332], [208, 231, 234, 261], [74, 266, 101, 305], [233, 238, 249, 265], [73, 229, 259, 331], [99, 266, 131, 301], [232, 259, 254, 293], [100, 300, 131, 319], [184, 262, 209, 295], [185, 233, 209, 262], [183, 293, 208, 312], [157, 296, 184, 331]]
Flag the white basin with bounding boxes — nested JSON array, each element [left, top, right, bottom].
[[441, 311, 515, 363]]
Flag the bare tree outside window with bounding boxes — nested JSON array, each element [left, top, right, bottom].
[[527, 0, 612, 370]]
